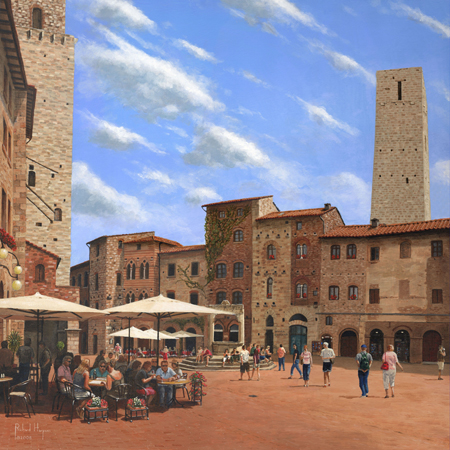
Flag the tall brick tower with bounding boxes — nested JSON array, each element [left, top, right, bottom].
[[370, 67, 431, 224], [11, 0, 75, 284]]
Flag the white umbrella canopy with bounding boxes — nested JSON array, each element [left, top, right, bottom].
[[172, 330, 203, 338], [142, 328, 178, 340], [108, 326, 150, 339]]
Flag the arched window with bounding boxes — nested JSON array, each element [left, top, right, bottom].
[[32, 8, 42, 29], [232, 291, 243, 304], [35, 264, 45, 282], [216, 291, 226, 304], [216, 263, 226, 278], [130, 293, 135, 303], [326, 316, 333, 325], [54, 208, 62, 221], [289, 314, 307, 322], [296, 244, 307, 259], [266, 315, 274, 327], [95, 273, 99, 290], [234, 230, 243, 242], [190, 292, 198, 305], [28, 170, 36, 187], [267, 278, 273, 298], [77, 274, 81, 287], [400, 241, 411, 259], [229, 324, 239, 342], [329, 286, 339, 300], [233, 262, 244, 278], [267, 245, 276, 260], [71, 276, 75, 286], [214, 323, 223, 341], [127, 262, 135, 280], [126, 294, 130, 304], [347, 244, 357, 259], [348, 286, 358, 300], [139, 293, 145, 300], [167, 292, 175, 299], [84, 272, 89, 287], [116, 273, 121, 286], [331, 245, 340, 260], [296, 283, 307, 298]]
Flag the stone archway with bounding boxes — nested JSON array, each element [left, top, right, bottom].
[[422, 330, 442, 362]]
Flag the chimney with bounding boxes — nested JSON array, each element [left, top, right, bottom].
[[371, 218, 379, 228], [324, 203, 331, 211]]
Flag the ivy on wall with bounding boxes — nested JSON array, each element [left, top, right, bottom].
[[170, 316, 205, 332]]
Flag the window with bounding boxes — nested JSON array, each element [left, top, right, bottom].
[[7, 199, 10, 233], [326, 316, 333, 326], [237, 208, 243, 217], [127, 263, 135, 280], [398, 81, 402, 101], [116, 273, 121, 286], [296, 283, 307, 299], [267, 245, 276, 260], [3, 69, 8, 103], [267, 278, 273, 298], [140, 262, 149, 280], [191, 262, 199, 276], [139, 293, 144, 300], [329, 286, 339, 300], [216, 291, 226, 304], [234, 230, 243, 242], [347, 244, 357, 259], [54, 208, 62, 221], [348, 286, 358, 300], [190, 292, 198, 305], [370, 247, 380, 261], [84, 272, 89, 287], [1, 189, 6, 230], [7, 131, 11, 160], [296, 244, 307, 259], [95, 273, 99, 291], [233, 262, 244, 278], [35, 264, 45, 282], [232, 291, 243, 304], [168, 263, 175, 277], [432, 289, 443, 304], [167, 292, 175, 299], [296, 222, 302, 230], [369, 289, 380, 304], [28, 170, 36, 187], [266, 315, 274, 327], [431, 241, 443, 257], [32, 8, 43, 29], [229, 324, 239, 342], [219, 211, 225, 218], [214, 323, 223, 341], [331, 245, 340, 260], [71, 276, 75, 286], [400, 241, 411, 259], [118, 240, 123, 249], [96, 244, 100, 257], [136, 244, 141, 250], [130, 293, 135, 302], [77, 274, 81, 287], [216, 263, 226, 278]]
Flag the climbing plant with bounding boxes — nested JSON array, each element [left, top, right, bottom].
[[170, 317, 205, 332]]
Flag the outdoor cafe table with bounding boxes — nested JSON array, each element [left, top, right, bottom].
[[158, 379, 189, 408], [89, 378, 107, 396], [0, 377, 13, 413]]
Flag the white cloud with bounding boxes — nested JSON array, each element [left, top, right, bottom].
[[86, 112, 164, 153], [165, 125, 189, 138], [242, 70, 270, 88], [185, 187, 222, 205], [72, 162, 148, 222], [221, 0, 331, 35], [432, 160, 450, 185], [89, 0, 157, 32], [235, 106, 266, 120], [138, 168, 175, 187], [343, 6, 357, 17], [432, 82, 450, 102], [307, 40, 376, 85], [293, 97, 360, 136], [391, 3, 450, 38], [78, 25, 224, 122], [176, 145, 187, 154], [174, 39, 218, 63], [125, 30, 165, 55], [184, 124, 270, 168]]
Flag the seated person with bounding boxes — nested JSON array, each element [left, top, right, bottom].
[[57, 355, 73, 392], [90, 360, 108, 379], [156, 360, 177, 409], [126, 353, 138, 371], [114, 355, 128, 376], [265, 346, 272, 362], [104, 352, 115, 366], [0, 340, 14, 377], [201, 347, 213, 367], [73, 360, 93, 419], [260, 348, 266, 361], [222, 349, 231, 367], [101, 363, 124, 402], [126, 360, 142, 389], [195, 347, 203, 363], [92, 350, 106, 369], [72, 355, 82, 372], [135, 361, 156, 406], [171, 362, 184, 378]]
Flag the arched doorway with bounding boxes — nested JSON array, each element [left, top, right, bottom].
[[214, 323, 223, 342], [185, 327, 197, 352], [394, 330, 410, 362], [289, 325, 307, 354], [229, 324, 239, 342], [422, 330, 441, 362], [322, 335, 333, 349], [340, 330, 357, 357], [370, 329, 384, 360], [165, 327, 177, 350], [265, 330, 273, 352]]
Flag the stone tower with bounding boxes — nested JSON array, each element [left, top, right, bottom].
[[370, 67, 431, 224], [11, 0, 75, 284]]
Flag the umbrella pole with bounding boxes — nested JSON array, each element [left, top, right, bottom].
[[156, 315, 160, 368], [35, 311, 40, 405], [127, 318, 131, 366]]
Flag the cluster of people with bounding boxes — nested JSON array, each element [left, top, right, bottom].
[[194, 347, 213, 366], [235, 343, 273, 381]]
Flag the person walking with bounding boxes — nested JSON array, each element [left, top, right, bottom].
[[382, 344, 404, 398], [437, 345, 445, 380], [251, 345, 261, 381], [277, 344, 286, 371], [320, 342, 335, 387], [356, 344, 372, 397], [239, 345, 251, 381], [301, 345, 312, 387], [38, 341, 52, 395], [288, 343, 302, 379], [17, 337, 35, 382]]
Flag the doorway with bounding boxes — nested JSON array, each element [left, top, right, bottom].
[[289, 325, 307, 354], [265, 330, 273, 352], [422, 330, 441, 362], [394, 330, 410, 362], [340, 330, 357, 357], [369, 329, 384, 360]]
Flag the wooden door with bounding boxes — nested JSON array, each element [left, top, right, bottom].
[[422, 331, 441, 362], [340, 331, 357, 357]]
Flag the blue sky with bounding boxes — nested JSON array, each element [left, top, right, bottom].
[[68, 0, 450, 265]]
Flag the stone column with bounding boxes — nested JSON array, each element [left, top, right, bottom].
[[238, 311, 245, 344], [66, 320, 80, 353], [209, 314, 216, 347]]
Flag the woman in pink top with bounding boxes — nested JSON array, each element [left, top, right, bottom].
[[382, 344, 404, 398], [301, 345, 313, 387]]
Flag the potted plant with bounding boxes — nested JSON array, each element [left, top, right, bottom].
[[8, 330, 21, 355], [330, 295, 337, 300], [296, 293, 300, 298], [189, 372, 207, 404], [302, 254, 307, 259], [302, 293, 307, 298], [127, 397, 146, 410], [267, 293, 272, 298], [296, 254, 300, 259]]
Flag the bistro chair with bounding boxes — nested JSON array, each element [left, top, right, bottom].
[[7, 379, 35, 418], [58, 381, 93, 423], [52, 374, 70, 412], [105, 383, 132, 421]]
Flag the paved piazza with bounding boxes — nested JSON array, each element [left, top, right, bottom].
[[0, 357, 447, 450]]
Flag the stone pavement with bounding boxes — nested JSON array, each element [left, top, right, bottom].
[[0, 357, 448, 450]]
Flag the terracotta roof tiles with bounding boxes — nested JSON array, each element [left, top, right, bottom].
[[125, 236, 182, 247], [26, 241, 60, 260], [257, 207, 336, 221], [161, 245, 206, 254], [202, 196, 272, 208]]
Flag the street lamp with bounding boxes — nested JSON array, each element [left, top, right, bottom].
[[0, 229, 23, 291]]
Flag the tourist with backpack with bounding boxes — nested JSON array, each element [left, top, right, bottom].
[[356, 344, 373, 397]]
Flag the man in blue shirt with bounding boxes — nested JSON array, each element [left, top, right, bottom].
[[156, 360, 177, 409]]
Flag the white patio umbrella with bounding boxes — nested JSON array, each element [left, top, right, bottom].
[[108, 326, 150, 339], [171, 330, 204, 355], [104, 294, 233, 366], [142, 328, 178, 340], [0, 292, 109, 404]]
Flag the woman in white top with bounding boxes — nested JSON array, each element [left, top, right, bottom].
[[320, 342, 335, 387], [382, 344, 403, 398], [300, 345, 313, 387]]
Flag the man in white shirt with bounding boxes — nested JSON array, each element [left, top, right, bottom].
[[239, 345, 251, 381], [320, 342, 335, 387]]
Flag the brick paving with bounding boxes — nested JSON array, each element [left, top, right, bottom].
[[0, 357, 448, 450]]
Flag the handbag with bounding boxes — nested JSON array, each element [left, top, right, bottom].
[[380, 353, 389, 370]]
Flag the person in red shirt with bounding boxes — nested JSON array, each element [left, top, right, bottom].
[[201, 347, 212, 366]]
